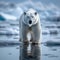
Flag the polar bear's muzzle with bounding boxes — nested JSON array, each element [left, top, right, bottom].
[[29, 20, 32, 24]]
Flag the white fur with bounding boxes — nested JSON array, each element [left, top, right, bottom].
[[19, 8, 41, 44]]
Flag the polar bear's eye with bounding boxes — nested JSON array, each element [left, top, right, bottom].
[[35, 12, 37, 15], [27, 16, 30, 19], [24, 12, 26, 15]]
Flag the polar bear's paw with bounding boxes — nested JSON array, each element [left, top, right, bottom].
[[23, 40, 29, 45]]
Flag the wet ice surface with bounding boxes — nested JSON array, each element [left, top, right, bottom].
[[41, 44, 60, 60], [0, 34, 60, 60], [0, 42, 60, 60], [0, 46, 20, 60]]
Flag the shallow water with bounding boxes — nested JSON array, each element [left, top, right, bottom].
[[0, 46, 19, 60], [41, 44, 60, 60], [0, 43, 60, 60]]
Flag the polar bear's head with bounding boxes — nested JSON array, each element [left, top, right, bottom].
[[23, 9, 40, 27]]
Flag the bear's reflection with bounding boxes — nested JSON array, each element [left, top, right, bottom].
[[20, 43, 41, 60]]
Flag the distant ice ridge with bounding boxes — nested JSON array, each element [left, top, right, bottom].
[[0, 1, 60, 19], [0, 12, 17, 20], [0, 2, 23, 36]]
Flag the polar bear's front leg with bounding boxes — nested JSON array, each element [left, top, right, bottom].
[[22, 24, 29, 44], [32, 24, 41, 44]]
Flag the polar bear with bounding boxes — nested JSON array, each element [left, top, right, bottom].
[[19, 9, 41, 44]]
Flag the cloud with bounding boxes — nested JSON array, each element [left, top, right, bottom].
[[0, 1, 60, 19]]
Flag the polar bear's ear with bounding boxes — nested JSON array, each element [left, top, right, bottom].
[[24, 12, 26, 15], [34, 12, 37, 15]]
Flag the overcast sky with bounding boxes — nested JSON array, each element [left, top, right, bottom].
[[0, 0, 60, 8]]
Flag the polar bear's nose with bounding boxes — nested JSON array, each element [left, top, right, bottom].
[[29, 20, 32, 24]]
